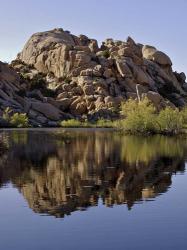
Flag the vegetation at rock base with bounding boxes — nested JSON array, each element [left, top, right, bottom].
[[95, 119, 115, 128], [2, 99, 187, 135], [120, 98, 156, 134], [156, 107, 183, 134], [3, 108, 29, 128], [60, 119, 83, 128], [60, 119, 115, 128], [120, 97, 187, 135], [59, 98, 187, 135]]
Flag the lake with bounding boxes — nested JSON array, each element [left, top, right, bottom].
[[0, 129, 187, 250]]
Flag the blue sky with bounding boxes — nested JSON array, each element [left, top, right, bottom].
[[0, 0, 187, 73]]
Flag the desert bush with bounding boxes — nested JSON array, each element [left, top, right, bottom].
[[60, 119, 115, 128], [2, 107, 12, 122], [156, 107, 183, 134], [95, 119, 114, 128], [62, 100, 185, 135], [29, 73, 46, 90], [101, 50, 110, 58], [181, 107, 187, 124], [118, 98, 185, 135], [60, 119, 83, 127], [120, 98, 156, 134], [10, 113, 29, 128], [3, 108, 29, 128]]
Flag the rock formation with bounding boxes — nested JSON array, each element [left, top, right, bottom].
[[0, 28, 187, 126]]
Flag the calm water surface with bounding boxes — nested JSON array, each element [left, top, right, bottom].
[[0, 129, 187, 250]]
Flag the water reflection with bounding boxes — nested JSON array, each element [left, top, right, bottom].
[[0, 130, 186, 217]]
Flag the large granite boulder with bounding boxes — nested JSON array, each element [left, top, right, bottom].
[[142, 45, 172, 66], [31, 102, 61, 121], [17, 28, 98, 78]]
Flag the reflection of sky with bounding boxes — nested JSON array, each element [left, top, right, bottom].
[[0, 172, 187, 250], [0, 0, 187, 74]]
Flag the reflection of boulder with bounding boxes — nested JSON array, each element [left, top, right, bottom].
[[0, 134, 8, 187], [0, 130, 186, 217]]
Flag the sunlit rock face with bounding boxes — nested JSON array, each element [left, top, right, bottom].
[[17, 28, 98, 78], [5, 27, 186, 125], [0, 131, 186, 217], [0, 28, 187, 126]]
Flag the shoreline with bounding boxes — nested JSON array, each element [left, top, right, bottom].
[[0, 127, 116, 132], [0, 127, 186, 138]]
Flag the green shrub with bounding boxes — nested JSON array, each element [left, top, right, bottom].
[[120, 98, 156, 134], [10, 113, 29, 128], [95, 119, 114, 128], [101, 50, 110, 58], [117, 97, 185, 135], [2, 107, 12, 122], [64, 78, 71, 84], [181, 107, 187, 124], [112, 119, 125, 130], [3, 108, 29, 128], [156, 107, 183, 134], [29, 73, 46, 90], [60, 119, 115, 128], [60, 103, 185, 134], [60, 119, 83, 128]]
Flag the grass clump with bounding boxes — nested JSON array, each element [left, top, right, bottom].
[[60, 119, 115, 128], [3, 108, 29, 128], [94, 119, 114, 128], [60, 119, 83, 128]]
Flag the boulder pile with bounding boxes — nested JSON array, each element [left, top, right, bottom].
[[0, 28, 186, 126]]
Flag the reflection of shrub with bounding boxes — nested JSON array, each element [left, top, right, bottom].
[[121, 135, 186, 164], [3, 108, 29, 128]]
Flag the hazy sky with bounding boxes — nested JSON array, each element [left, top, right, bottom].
[[0, 0, 187, 73]]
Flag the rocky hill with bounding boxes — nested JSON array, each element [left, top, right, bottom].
[[0, 28, 187, 126]]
